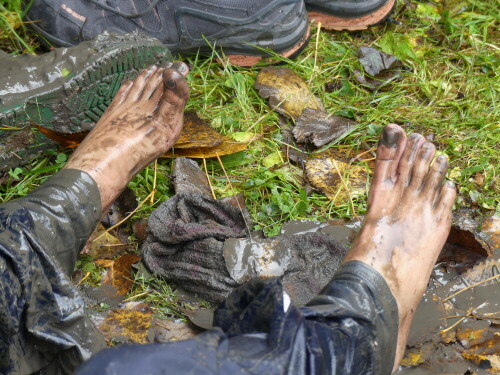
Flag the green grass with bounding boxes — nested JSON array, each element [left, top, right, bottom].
[[0, 0, 499, 318]]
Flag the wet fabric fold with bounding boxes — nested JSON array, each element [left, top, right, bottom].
[[77, 263, 398, 375], [142, 192, 349, 305], [0, 169, 105, 374]]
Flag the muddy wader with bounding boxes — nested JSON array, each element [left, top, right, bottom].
[[0, 170, 398, 374]]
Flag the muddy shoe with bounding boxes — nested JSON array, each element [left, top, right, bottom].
[[25, 0, 310, 67], [0, 31, 172, 172], [305, 0, 396, 30]]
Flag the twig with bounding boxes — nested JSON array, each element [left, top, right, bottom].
[[308, 22, 322, 86], [440, 317, 465, 334], [95, 190, 155, 241], [216, 153, 252, 238], [150, 160, 158, 205], [442, 274, 500, 302], [76, 272, 91, 287], [330, 158, 359, 219], [202, 157, 217, 199], [123, 290, 151, 302]]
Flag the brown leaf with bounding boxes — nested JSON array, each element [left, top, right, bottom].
[[166, 141, 247, 159], [89, 225, 127, 258], [153, 318, 199, 342], [31, 122, 88, 148], [98, 302, 153, 344], [255, 67, 322, 119], [96, 253, 141, 296], [174, 111, 224, 148], [309, 146, 376, 169], [293, 108, 356, 147], [305, 158, 367, 203], [165, 112, 247, 158]]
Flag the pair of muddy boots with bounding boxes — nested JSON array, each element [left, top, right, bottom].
[[0, 0, 396, 172]]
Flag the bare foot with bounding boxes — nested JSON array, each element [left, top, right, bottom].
[[64, 62, 189, 210], [344, 124, 456, 370]]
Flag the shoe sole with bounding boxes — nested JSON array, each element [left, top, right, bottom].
[[222, 25, 311, 67], [0, 35, 171, 172], [308, 0, 396, 30]]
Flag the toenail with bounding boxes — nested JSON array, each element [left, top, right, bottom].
[[380, 127, 401, 148], [409, 133, 420, 142], [446, 180, 455, 187], [437, 154, 447, 163], [162, 61, 173, 68], [148, 65, 158, 72]]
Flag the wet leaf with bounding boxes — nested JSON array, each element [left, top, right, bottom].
[[255, 67, 322, 119], [165, 112, 247, 158], [98, 302, 153, 344], [89, 228, 127, 259], [95, 253, 141, 296], [293, 108, 356, 147], [354, 47, 402, 90], [229, 132, 261, 143], [305, 158, 367, 203], [32, 122, 87, 148], [102, 187, 137, 228], [262, 151, 283, 168], [153, 318, 199, 342], [358, 46, 400, 76], [378, 32, 418, 61], [174, 111, 224, 148]]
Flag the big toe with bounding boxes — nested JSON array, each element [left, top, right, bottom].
[[154, 67, 190, 121], [373, 124, 407, 184]]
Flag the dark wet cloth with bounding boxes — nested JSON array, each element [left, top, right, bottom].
[[77, 261, 398, 375], [142, 192, 349, 305], [0, 169, 105, 374]]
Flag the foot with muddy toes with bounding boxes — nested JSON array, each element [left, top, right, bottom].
[[65, 62, 190, 210], [346, 123, 457, 369]]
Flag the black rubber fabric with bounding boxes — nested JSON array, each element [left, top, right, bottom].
[[76, 261, 398, 375], [25, 0, 308, 57], [0, 169, 104, 375], [305, 0, 391, 18]]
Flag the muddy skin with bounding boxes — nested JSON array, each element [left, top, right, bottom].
[[64, 62, 189, 210], [344, 123, 457, 371]]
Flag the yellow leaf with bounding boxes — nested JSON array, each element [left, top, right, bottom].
[[305, 158, 367, 204], [255, 67, 322, 119]]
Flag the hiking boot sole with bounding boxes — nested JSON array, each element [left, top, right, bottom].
[[0, 32, 172, 172], [308, 0, 396, 30]]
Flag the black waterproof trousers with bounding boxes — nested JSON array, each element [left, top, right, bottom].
[[0, 170, 398, 375]]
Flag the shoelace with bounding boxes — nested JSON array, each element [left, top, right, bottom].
[[88, 0, 159, 18]]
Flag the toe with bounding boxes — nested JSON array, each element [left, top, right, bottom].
[[373, 124, 407, 184], [128, 65, 158, 100], [408, 142, 436, 191], [109, 80, 134, 108], [172, 61, 189, 77], [154, 68, 190, 120], [140, 68, 164, 100], [434, 180, 456, 220], [421, 154, 449, 201], [396, 133, 426, 187]]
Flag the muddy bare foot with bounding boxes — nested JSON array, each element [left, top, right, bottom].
[[65, 62, 189, 210], [344, 124, 456, 370]]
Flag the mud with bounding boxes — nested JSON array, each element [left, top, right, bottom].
[[396, 215, 500, 374]]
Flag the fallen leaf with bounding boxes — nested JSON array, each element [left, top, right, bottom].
[[101, 187, 137, 229], [95, 253, 141, 296], [262, 151, 283, 168], [31, 122, 88, 148], [174, 111, 225, 148], [153, 318, 199, 342], [293, 108, 356, 147], [255, 67, 322, 119], [165, 112, 247, 158], [98, 302, 153, 344], [89, 228, 127, 259], [229, 132, 261, 143], [358, 46, 400, 76], [305, 158, 367, 203]]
